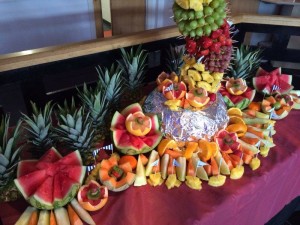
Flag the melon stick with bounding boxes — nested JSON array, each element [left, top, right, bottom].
[[160, 154, 170, 180], [70, 199, 95, 225], [27, 210, 39, 225], [54, 207, 70, 225], [37, 210, 50, 225], [15, 206, 37, 225], [134, 154, 147, 186], [175, 156, 186, 182], [191, 154, 208, 181], [145, 150, 159, 176]]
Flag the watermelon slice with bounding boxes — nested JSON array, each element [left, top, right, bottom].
[[111, 103, 163, 155], [253, 67, 293, 95], [14, 170, 47, 199], [15, 150, 85, 209]]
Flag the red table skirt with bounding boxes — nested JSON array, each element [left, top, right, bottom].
[[1, 110, 300, 225]]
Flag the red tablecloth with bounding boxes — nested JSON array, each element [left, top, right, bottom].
[[1, 110, 300, 225]]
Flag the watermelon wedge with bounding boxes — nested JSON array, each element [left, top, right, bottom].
[[29, 176, 54, 209], [36, 147, 62, 169], [55, 150, 83, 166], [17, 160, 38, 177]]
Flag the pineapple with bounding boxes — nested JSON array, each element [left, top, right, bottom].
[[54, 98, 95, 165], [96, 63, 125, 106], [227, 44, 263, 80], [165, 44, 184, 75], [0, 114, 23, 202], [117, 45, 148, 104], [22, 101, 54, 156], [77, 83, 109, 141]]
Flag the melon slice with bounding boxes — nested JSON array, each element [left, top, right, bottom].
[[134, 155, 147, 186], [17, 160, 38, 177], [36, 147, 62, 169], [55, 150, 82, 166], [14, 170, 47, 199], [59, 165, 86, 184]]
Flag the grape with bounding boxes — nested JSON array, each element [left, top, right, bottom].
[[209, 66, 214, 72], [181, 11, 189, 20], [220, 12, 227, 19], [195, 10, 204, 19], [189, 30, 196, 37], [210, 0, 220, 8], [195, 27, 204, 37], [190, 20, 198, 29], [185, 22, 192, 31], [188, 11, 195, 20], [205, 16, 214, 24], [215, 18, 224, 26], [216, 7, 224, 14], [209, 61, 215, 67], [210, 23, 218, 31], [203, 25, 212, 35], [204, 6, 213, 16], [174, 8, 182, 19], [197, 18, 205, 26], [212, 13, 220, 21], [182, 30, 189, 36], [219, 1, 227, 8]]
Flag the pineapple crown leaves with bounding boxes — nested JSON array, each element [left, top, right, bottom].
[[96, 64, 125, 104], [54, 106, 95, 152], [0, 114, 23, 181], [228, 44, 263, 80], [165, 44, 184, 74], [57, 97, 77, 119], [21, 101, 55, 151], [77, 83, 110, 128], [117, 45, 148, 90]]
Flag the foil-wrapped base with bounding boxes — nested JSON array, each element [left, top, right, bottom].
[[143, 89, 229, 141]]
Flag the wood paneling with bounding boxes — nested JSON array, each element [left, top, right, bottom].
[[110, 0, 146, 36], [227, 0, 260, 15], [93, 0, 104, 38]]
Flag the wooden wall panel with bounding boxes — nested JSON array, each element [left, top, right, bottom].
[[111, 0, 146, 36], [93, 0, 104, 38], [227, 0, 260, 15]]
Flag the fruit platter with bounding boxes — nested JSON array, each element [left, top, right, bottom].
[[1, 0, 300, 225]]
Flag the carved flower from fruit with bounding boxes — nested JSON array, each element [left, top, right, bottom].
[[186, 87, 210, 108], [125, 111, 152, 136], [215, 129, 241, 154], [225, 78, 248, 95], [162, 81, 187, 100], [156, 72, 179, 92]]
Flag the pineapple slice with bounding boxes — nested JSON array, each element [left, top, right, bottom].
[[188, 70, 202, 81], [164, 100, 183, 111], [208, 175, 226, 187], [148, 173, 164, 187], [190, 0, 203, 11], [250, 157, 261, 170], [165, 174, 181, 189], [187, 76, 197, 89], [183, 55, 196, 65], [212, 72, 224, 80], [192, 63, 205, 72], [260, 146, 270, 157], [185, 176, 202, 190], [230, 165, 244, 179], [201, 72, 214, 83], [196, 81, 211, 92]]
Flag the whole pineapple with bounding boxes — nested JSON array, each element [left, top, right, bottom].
[[77, 83, 110, 142], [0, 114, 23, 202], [54, 98, 95, 165], [165, 44, 184, 75], [21, 101, 55, 156], [117, 45, 148, 104], [227, 44, 263, 81]]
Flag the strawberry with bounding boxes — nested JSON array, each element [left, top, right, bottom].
[[225, 39, 232, 46], [201, 37, 213, 49], [210, 42, 222, 54], [197, 49, 210, 57], [209, 93, 217, 102], [186, 39, 197, 54], [218, 35, 226, 46], [211, 29, 223, 39]]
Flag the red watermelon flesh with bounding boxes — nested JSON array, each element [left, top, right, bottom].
[[55, 150, 82, 166], [29, 176, 54, 209], [17, 160, 38, 177], [14, 170, 47, 199], [121, 103, 143, 117], [111, 111, 126, 131], [36, 147, 62, 169], [58, 165, 86, 184]]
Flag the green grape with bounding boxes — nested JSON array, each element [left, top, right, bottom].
[[210, 0, 220, 8], [185, 23, 192, 32], [174, 9, 182, 20], [203, 6, 213, 16], [216, 7, 224, 14], [178, 21, 186, 31], [189, 30, 196, 38], [188, 11, 195, 20], [219, 1, 226, 8], [196, 27, 204, 37], [212, 12, 220, 20], [203, 25, 212, 36], [205, 16, 214, 24], [181, 11, 189, 20], [215, 18, 224, 26], [197, 18, 205, 26], [195, 10, 204, 19], [210, 23, 218, 31], [182, 30, 189, 36], [190, 20, 198, 29], [220, 12, 227, 19]]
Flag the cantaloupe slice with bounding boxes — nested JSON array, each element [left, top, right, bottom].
[[214, 152, 230, 175], [145, 150, 159, 176], [134, 155, 147, 186], [160, 154, 170, 180]]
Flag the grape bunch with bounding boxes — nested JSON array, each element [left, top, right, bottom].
[[173, 0, 227, 38], [204, 45, 232, 73]]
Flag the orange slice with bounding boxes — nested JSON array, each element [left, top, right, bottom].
[[186, 88, 210, 108], [157, 139, 178, 156], [125, 111, 152, 136], [226, 123, 247, 137], [247, 102, 261, 111], [198, 140, 218, 162], [228, 116, 246, 126], [183, 141, 198, 159], [227, 107, 242, 117], [225, 78, 248, 95]]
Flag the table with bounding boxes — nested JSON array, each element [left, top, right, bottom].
[[1, 110, 300, 225]]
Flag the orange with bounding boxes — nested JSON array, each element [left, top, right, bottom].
[[227, 107, 242, 117], [157, 139, 178, 156], [225, 78, 247, 96], [198, 139, 218, 162], [183, 141, 198, 159], [186, 88, 210, 108], [125, 111, 152, 136], [247, 102, 261, 111], [228, 116, 246, 126], [226, 123, 247, 137], [77, 180, 108, 211], [118, 155, 137, 170]]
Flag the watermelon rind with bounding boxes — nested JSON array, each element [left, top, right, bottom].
[[110, 111, 126, 131], [121, 103, 143, 117]]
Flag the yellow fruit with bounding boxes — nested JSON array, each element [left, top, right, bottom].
[[125, 112, 152, 136], [189, 0, 203, 11], [198, 140, 218, 161], [164, 99, 183, 111], [212, 72, 224, 80], [185, 175, 202, 190], [183, 142, 198, 159], [192, 63, 205, 72], [230, 166, 244, 179], [188, 70, 202, 81], [183, 55, 196, 65], [249, 157, 261, 170], [165, 174, 181, 189], [157, 139, 179, 156], [148, 173, 164, 186], [196, 81, 211, 92], [227, 107, 243, 117], [201, 72, 214, 83], [208, 175, 226, 187]]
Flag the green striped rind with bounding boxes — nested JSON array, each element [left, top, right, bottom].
[[53, 183, 80, 209], [223, 96, 250, 110], [120, 103, 143, 117], [223, 96, 235, 109], [77, 166, 86, 184]]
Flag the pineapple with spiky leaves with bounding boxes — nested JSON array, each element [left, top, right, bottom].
[[54, 98, 95, 165], [165, 44, 184, 75], [227, 44, 263, 81], [0, 114, 23, 202], [117, 45, 148, 104], [77, 84, 109, 142], [22, 101, 54, 156]]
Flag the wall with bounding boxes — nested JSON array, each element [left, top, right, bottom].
[[101, 0, 111, 23], [0, 0, 96, 54]]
